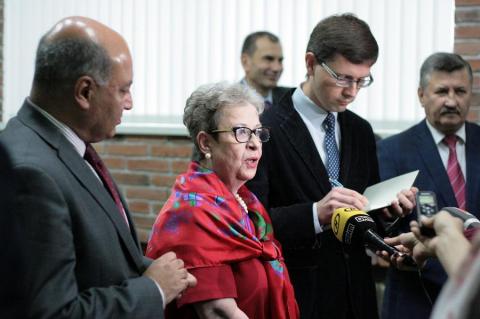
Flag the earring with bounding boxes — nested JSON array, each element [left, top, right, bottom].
[[205, 152, 211, 159]]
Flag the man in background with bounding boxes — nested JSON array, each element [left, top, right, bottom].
[[248, 13, 415, 319], [0, 16, 195, 318], [377, 52, 480, 319], [240, 31, 288, 109]]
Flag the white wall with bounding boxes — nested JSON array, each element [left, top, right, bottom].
[[3, 0, 454, 135]]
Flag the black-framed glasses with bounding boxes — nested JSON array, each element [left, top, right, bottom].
[[319, 60, 374, 88], [210, 126, 270, 143]]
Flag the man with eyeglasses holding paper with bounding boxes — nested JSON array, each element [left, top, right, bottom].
[[247, 13, 416, 319]]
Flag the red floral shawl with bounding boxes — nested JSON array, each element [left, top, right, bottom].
[[146, 161, 298, 319]]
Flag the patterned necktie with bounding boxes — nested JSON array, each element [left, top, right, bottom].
[[84, 144, 129, 226], [323, 113, 340, 185], [443, 135, 466, 210]]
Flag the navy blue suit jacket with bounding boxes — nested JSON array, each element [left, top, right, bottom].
[[377, 119, 480, 319]]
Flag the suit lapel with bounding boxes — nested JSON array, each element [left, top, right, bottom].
[[276, 95, 331, 194], [18, 101, 145, 272], [337, 112, 352, 184], [415, 121, 456, 206], [465, 123, 480, 216]]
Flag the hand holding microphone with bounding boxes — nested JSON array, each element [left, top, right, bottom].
[[331, 207, 417, 267]]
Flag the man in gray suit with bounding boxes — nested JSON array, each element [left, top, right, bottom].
[[0, 16, 195, 318]]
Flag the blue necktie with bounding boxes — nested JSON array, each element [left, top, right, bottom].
[[323, 113, 340, 184], [264, 100, 273, 111]]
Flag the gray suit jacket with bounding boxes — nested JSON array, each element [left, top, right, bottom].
[[0, 100, 163, 318]]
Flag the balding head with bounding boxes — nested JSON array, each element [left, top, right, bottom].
[[31, 16, 130, 99], [30, 17, 133, 142]]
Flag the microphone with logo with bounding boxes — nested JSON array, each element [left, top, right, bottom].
[[331, 207, 416, 267]]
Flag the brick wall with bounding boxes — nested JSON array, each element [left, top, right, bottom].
[[95, 136, 193, 242], [0, 1, 478, 244], [100, 1, 480, 244], [456, 0, 480, 121]]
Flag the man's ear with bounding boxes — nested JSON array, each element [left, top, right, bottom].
[[197, 131, 212, 155], [241, 53, 250, 70], [417, 87, 425, 108], [305, 52, 316, 77], [74, 76, 96, 111]]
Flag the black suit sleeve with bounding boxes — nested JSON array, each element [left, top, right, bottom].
[[13, 165, 163, 319], [248, 124, 318, 249]]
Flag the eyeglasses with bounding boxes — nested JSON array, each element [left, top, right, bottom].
[[319, 60, 374, 88], [210, 126, 270, 143]]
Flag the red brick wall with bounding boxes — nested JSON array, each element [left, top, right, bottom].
[[456, 0, 480, 121], [95, 136, 193, 242], [0, 1, 476, 244]]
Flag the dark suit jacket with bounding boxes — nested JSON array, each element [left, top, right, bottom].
[[0, 142, 27, 319], [377, 119, 480, 319], [0, 100, 163, 319], [248, 89, 380, 319], [272, 86, 291, 105]]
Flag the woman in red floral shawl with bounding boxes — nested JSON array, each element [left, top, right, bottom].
[[146, 82, 299, 319]]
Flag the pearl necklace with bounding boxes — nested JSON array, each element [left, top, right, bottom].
[[234, 193, 248, 213], [234, 192, 253, 234]]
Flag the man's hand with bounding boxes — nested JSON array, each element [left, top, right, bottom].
[[144, 251, 197, 304], [410, 211, 470, 276], [316, 187, 368, 225], [380, 232, 432, 270], [381, 187, 418, 219]]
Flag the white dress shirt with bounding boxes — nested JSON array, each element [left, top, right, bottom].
[[425, 119, 466, 177], [292, 86, 340, 234]]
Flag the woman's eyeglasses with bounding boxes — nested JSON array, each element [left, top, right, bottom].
[[210, 126, 270, 143]]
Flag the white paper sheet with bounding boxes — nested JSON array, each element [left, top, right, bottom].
[[363, 170, 419, 211]]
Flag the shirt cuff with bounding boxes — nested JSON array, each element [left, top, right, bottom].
[[149, 277, 166, 309], [313, 202, 323, 234]]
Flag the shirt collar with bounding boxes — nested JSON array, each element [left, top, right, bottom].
[[241, 77, 273, 102], [292, 84, 338, 123], [425, 118, 466, 145], [28, 98, 87, 156]]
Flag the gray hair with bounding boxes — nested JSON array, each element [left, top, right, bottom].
[[183, 82, 264, 160], [419, 52, 473, 89], [33, 35, 112, 93]]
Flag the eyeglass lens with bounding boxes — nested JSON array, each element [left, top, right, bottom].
[[234, 127, 270, 143]]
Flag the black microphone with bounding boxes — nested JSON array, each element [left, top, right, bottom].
[[332, 208, 417, 267], [441, 207, 480, 230]]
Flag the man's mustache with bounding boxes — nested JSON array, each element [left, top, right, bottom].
[[440, 107, 461, 115]]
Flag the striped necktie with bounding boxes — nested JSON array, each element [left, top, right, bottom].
[[443, 135, 466, 210]]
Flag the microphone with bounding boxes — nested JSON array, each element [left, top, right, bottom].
[[441, 207, 480, 230], [332, 208, 416, 267]]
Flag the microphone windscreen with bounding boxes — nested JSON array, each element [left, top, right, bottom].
[[441, 207, 480, 230], [332, 208, 376, 245]]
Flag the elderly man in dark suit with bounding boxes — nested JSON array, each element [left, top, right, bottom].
[[248, 13, 416, 319], [0, 16, 195, 318], [378, 52, 480, 319]]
